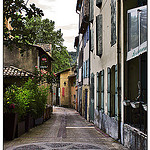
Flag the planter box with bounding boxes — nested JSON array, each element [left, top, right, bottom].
[[35, 117, 43, 126], [25, 114, 35, 132], [15, 120, 25, 138], [4, 113, 18, 140]]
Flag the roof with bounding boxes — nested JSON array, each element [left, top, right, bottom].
[[68, 74, 76, 79], [3, 66, 33, 77], [33, 44, 54, 61], [56, 68, 70, 75]]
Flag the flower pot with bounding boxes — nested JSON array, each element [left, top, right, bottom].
[[123, 100, 130, 106], [142, 104, 147, 111], [130, 102, 140, 108], [15, 120, 25, 138], [4, 113, 18, 140]]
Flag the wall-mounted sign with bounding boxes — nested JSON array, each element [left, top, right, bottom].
[[40, 54, 48, 69]]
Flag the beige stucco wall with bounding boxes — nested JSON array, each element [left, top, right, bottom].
[[90, 0, 117, 114]]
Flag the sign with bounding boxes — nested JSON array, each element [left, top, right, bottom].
[[40, 54, 48, 68]]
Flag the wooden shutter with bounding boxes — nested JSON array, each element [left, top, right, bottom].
[[96, 0, 102, 8], [89, 0, 94, 22], [85, 61, 87, 78], [107, 68, 111, 116], [87, 59, 89, 78], [91, 73, 94, 100], [96, 72, 100, 110], [96, 14, 103, 57], [101, 70, 104, 112], [115, 65, 118, 119], [111, 0, 116, 46], [90, 28, 94, 51], [87, 26, 89, 41], [83, 62, 85, 78]]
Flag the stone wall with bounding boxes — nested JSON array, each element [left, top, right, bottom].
[[123, 124, 147, 150], [94, 110, 118, 140]]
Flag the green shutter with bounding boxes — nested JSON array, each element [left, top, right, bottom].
[[115, 65, 118, 119], [111, 0, 116, 46], [96, 72, 100, 109], [89, 0, 94, 22], [91, 73, 94, 100], [101, 70, 104, 112], [96, 14, 103, 57], [107, 68, 111, 116]]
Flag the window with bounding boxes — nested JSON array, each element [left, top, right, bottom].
[[96, 0, 102, 8], [127, 6, 147, 61], [111, 0, 116, 46], [96, 14, 103, 57]]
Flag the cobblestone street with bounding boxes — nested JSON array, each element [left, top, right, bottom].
[[4, 107, 128, 150]]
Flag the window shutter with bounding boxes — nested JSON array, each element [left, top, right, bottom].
[[89, 0, 94, 22], [111, 0, 116, 46], [87, 26, 89, 41], [96, 0, 102, 8], [90, 28, 94, 51], [91, 73, 94, 100], [83, 62, 85, 78], [96, 72, 100, 110], [96, 14, 103, 57], [87, 59, 89, 78], [107, 68, 111, 116], [101, 70, 104, 112], [85, 61, 86, 78], [115, 65, 118, 119]]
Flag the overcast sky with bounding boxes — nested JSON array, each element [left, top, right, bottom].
[[27, 0, 79, 52]]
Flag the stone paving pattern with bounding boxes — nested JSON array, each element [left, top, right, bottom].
[[4, 107, 129, 150]]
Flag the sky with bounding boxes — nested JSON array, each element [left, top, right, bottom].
[[27, 0, 79, 52]]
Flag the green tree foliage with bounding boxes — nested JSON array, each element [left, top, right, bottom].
[[3, 0, 44, 51], [25, 16, 72, 73]]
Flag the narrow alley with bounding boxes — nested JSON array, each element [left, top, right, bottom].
[[4, 107, 128, 150]]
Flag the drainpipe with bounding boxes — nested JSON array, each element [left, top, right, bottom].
[[117, 0, 121, 141]]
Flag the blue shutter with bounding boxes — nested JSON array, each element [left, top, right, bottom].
[[115, 65, 118, 119], [101, 70, 104, 113], [85, 61, 86, 78], [107, 68, 111, 116], [87, 26, 89, 41], [83, 62, 85, 78], [87, 59, 89, 78]]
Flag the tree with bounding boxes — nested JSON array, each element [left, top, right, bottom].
[[25, 16, 72, 73], [3, 0, 44, 51]]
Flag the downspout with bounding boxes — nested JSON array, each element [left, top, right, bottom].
[[117, 0, 121, 141]]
